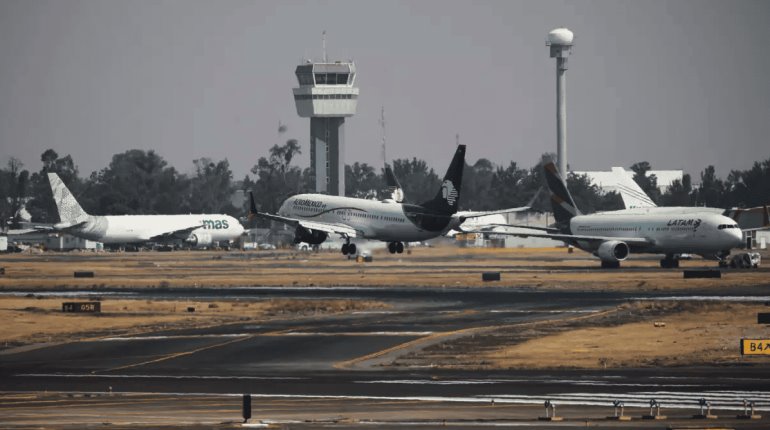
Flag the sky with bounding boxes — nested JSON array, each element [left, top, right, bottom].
[[1, 0, 768, 180]]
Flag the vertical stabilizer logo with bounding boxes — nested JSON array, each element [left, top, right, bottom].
[[441, 180, 458, 206]]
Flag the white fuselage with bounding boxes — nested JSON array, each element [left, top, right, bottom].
[[278, 194, 462, 242], [570, 211, 743, 255], [69, 214, 244, 245]]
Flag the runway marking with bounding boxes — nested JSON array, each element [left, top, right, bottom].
[[99, 334, 250, 341], [335, 307, 618, 369], [100, 334, 255, 373], [283, 331, 433, 336]]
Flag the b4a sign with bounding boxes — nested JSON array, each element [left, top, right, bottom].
[[740, 339, 770, 356]]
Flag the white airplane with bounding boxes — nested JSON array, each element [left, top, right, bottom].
[[46, 173, 244, 247], [594, 168, 769, 231], [468, 162, 744, 268], [249, 145, 528, 255]]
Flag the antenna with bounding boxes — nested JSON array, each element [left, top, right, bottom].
[[456, 133, 460, 147], [322, 30, 327, 63], [380, 106, 387, 165]]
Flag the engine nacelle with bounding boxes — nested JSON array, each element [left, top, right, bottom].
[[186, 232, 213, 248], [596, 240, 630, 262], [294, 226, 328, 245]]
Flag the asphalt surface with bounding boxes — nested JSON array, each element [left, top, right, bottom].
[[2, 285, 769, 428]]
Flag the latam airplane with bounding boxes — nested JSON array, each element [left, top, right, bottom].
[[47, 173, 243, 247], [469, 162, 744, 268], [249, 145, 527, 255]]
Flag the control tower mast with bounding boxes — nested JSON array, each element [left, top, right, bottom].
[[292, 37, 359, 196], [546, 27, 574, 176]]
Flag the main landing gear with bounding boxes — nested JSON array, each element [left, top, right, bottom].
[[660, 254, 680, 268], [387, 242, 404, 254], [341, 239, 357, 256]]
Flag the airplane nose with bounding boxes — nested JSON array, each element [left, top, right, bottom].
[[732, 230, 744, 247]]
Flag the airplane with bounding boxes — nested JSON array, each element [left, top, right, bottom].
[[46, 173, 244, 247], [249, 145, 528, 255], [592, 168, 770, 233], [466, 162, 744, 268]]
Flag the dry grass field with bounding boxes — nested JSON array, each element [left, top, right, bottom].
[[483, 301, 770, 369], [0, 296, 386, 350], [1, 246, 768, 369], [1, 246, 768, 291]]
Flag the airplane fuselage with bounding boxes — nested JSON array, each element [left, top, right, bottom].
[[278, 194, 463, 242], [68, 214, 244, 245], [569, 211, 743, 256]]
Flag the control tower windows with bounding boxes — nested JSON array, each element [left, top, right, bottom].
[[296, 73, 314, 86], [313, 73, 350, 85]]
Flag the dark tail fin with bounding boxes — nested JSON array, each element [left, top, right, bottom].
[[543, 161, 581, 226], [248, 191, 258, 222], [384, 163, 404, 202], [420, 145, 466, 214]]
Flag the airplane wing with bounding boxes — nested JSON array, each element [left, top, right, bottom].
[[148, 223, 205, 242], [248, 192, 358, 238], [458, 207, 530, 220], [463, 226, 652, 246]]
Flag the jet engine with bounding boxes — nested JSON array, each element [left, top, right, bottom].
[[596, 240, 630, 262], [186, 233, 213, 248], [294, 226, 328, 245]]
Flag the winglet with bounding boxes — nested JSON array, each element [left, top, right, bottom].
[[248, 191, 258, 222]]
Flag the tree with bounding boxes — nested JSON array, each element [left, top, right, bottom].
[[693, 165, 725, 208], [89, 150, 187, 215], [489, 161, 531, 209], [462, 158, 495, 210], [391, 157, 441, 205], [248, 140, 307, 218], [188, 158, 237, 215], [0, 158, 30, 229], [660, 174, 693, 206], [345, 162, 382, 199]]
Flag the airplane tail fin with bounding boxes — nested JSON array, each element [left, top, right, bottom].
[[384, 164, 404, 202], [543, 162, 581, 226], [248, 191, 258, 222], [48, 173, 89, 224], [420, 144, 465, 215]]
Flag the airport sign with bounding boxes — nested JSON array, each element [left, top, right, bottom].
[[740, 339, 770, 355]]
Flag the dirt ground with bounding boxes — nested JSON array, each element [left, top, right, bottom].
[[483, 301, 770, 369], [1, 246, 769, 369], [1, 246, 768, 291], [0, 297, 386, 350]]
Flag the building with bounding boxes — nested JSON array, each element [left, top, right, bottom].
[[292, 55, 359, 196]]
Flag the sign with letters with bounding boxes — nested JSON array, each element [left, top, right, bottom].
[[740, 339, 770, 355], [62, 302, 101, 313]]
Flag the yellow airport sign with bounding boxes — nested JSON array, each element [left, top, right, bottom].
[[740, 339, 770, 355]]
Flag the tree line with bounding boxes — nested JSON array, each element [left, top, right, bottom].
[[2, 142, 769, 229]]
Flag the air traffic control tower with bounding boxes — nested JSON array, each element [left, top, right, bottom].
[[293, 57, 359, 196]]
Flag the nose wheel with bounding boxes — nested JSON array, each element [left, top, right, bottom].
[[387, 242, 404, 254], [341, 239, 356, 256]]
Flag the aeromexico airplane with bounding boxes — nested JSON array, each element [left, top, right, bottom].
[[469, 162, 744, 268], [46, 173, 244, 247], [249, 145, 527, 255]]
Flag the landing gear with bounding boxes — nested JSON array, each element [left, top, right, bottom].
[[341, 239, 357, 256], [601, 260, 620, 269], [387, 242, 404, 254], [660, 255, 680, 269]]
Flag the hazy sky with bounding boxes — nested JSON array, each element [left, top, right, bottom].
[[1, 0, 768, 180]]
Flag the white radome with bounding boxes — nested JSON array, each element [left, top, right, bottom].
[[548, 28, 574, 45]]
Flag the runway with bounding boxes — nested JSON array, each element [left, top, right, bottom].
[[1, 284, 769, 428]]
